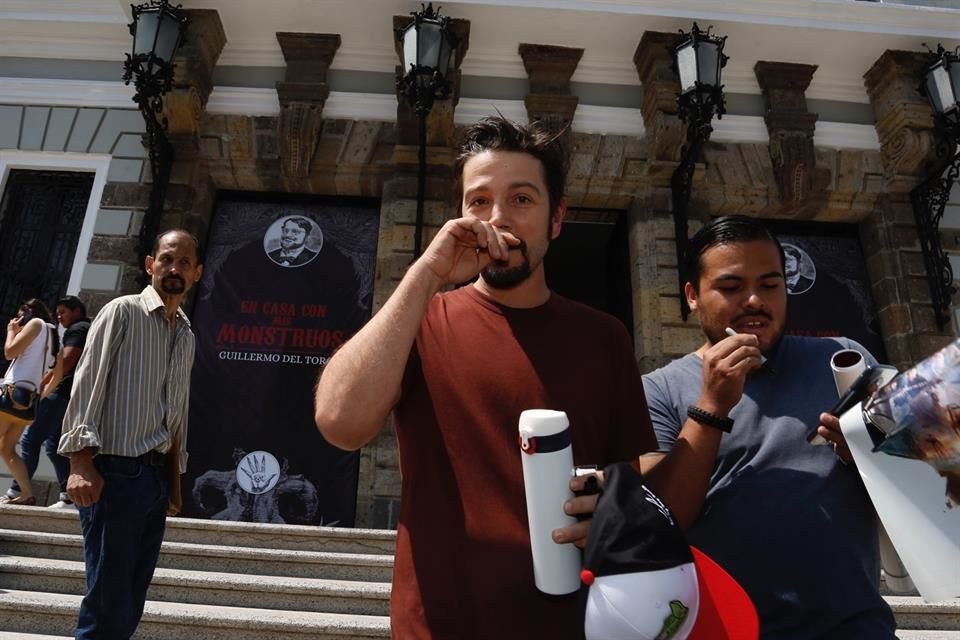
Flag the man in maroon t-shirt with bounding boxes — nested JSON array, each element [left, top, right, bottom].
[[315, 116, 658, 638]]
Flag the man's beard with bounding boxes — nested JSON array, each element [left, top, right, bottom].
[[281, 239, 303, 250], [481, 239, 532, 290], [161, 275, 186, 294]]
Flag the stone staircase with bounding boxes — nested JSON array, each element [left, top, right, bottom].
[[0, 505, 393, 638], [1, 504, 958, 639]]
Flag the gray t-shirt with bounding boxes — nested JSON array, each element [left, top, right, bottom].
[[642, 335, 894, 639]]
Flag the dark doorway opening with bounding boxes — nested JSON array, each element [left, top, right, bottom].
[[0, 169, 93, 369], [545, 209, 634, 338]]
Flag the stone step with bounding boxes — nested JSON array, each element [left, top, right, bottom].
[[1, 587, 955, 640], [0, 556, 390, 617], [0, 529, 394, 583], [0, 504, 397, 554], [0, 589, 391, 639], [887, 597, 960, 632], [3, 505, 957, 637]]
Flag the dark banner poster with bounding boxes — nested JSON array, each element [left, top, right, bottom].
[[775, 227, 886, 361], [185, 195, 379, 527]]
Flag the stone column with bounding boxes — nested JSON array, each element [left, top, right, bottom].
[[629, 31, 703, 370], [633, 31, 684, 169], [276, 33, 340, 182], [164, 10, 225, 157], [351, 15, 471, 529], [863, 49, 952, 368], [518, 43, 583, 149], [95, 9, 226, 301], [754, 61, 823, 210], [381, 14, 470, 285], [162, 9, 227, 238]]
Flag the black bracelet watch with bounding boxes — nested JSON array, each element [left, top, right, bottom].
[[687, 405, 734, 433]]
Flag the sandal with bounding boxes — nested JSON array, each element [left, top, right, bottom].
[[1, 495, 36, 506]]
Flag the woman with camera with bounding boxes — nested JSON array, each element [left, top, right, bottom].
[[0, 299, 60, 506]]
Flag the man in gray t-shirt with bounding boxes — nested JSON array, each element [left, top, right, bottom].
[[639, 216, 895, 639]]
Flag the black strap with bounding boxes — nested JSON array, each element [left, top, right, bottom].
[[519, 427, 572, 455], [687, 405, 734, 433]]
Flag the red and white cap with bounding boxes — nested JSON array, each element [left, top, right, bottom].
[[582, 463, 759, 640]]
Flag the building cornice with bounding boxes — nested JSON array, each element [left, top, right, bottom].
[[0, 77, 134, 109], [0, 77, 880, 150], [4, 1, 956, 37], [0, 0, 127, 23], [445, 0, 960, 37], [2, 1, 954, 108], [814, 121, 881, 150]]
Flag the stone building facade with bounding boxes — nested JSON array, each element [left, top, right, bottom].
[[1, 1, 958, 527]]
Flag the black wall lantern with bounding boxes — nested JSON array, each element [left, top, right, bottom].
[[122, 0, 188, 282], [397, 3, 457, 259], [671, 23, 728, 319], [912, 44, 959, 331]]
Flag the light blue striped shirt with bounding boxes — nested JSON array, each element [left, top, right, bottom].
[[58, 286, 195, 472]]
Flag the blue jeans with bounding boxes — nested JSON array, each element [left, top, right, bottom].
[[11, 391, 71, 494], [75, 454, 169, 640]]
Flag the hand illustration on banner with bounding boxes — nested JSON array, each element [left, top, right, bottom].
[[238, 451, 279, 494], [192, 448, 321, 524]]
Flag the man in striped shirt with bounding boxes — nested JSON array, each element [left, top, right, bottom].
[[58, 229, 203, 640]]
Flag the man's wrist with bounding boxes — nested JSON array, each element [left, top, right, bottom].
[[693, 396, 733, 419], [407, 260, 446, 297], [69, 448, 95, 466], [687, 406, 734, 433]]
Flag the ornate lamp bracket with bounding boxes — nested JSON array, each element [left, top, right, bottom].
[[396, 3, 458, 258], [910, 144, 959, 330], [911, 44, 960, 330], [670, 23, 728, 320], [122, 0, 189, 282]]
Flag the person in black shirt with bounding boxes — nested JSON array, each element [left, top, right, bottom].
[[2, 295, 89, 507]]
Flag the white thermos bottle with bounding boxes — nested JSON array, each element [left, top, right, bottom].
[[518, 409, 581, 595]]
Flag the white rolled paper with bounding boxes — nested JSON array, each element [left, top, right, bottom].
[[831, 349, 866, 396], [840, 405, 959, 601], [519, 409, 581, 595], [812, 349, 867, 445]]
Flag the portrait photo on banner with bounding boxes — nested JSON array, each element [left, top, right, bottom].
[[771, 220, 886, 361]]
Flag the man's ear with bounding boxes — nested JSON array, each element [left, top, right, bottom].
[[194, 264, 204, 284], [550, 198, 567, 240], [145, 254, 155, 278], [684, 281, 698, 313]]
